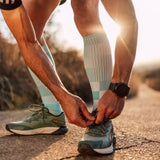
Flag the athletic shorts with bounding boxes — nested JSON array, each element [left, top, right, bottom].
[[0, 0, 22, 10]]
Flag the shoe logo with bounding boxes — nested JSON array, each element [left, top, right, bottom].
[[53, 120, 64, 124]]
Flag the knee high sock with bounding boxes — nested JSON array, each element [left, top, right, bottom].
[[83, 33, 112, 110], [28, 44, 62, 115]]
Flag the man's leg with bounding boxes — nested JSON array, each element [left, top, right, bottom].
[[71, 0, 114, 155], [23, 0, 62, 116], [5, 0, 68, 135]]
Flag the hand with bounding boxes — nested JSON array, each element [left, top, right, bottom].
[[95, 90, 125, 124], [60, 93, 95, 127]]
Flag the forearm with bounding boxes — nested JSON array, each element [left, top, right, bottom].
[[101, 0, 138, 84], [20, 42, 69, 102], [112, 21, 138, 84], [1, 6, 69, 103]]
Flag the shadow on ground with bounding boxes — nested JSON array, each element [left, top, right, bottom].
[[0, 134, 65, 160], [0, 84, 160, 160], [0, 132, 114, 160]]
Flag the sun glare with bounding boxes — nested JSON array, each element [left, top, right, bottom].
[[56, 0, 160, 64]]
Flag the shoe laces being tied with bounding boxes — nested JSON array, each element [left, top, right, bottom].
[[86, 109, 111, 137], [26, 104, 48, 122], [86, 121, 110, 137]]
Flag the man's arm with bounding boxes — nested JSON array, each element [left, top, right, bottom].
[[1, 4, 94, 127], [102, 0, 138, 83], [96, 0, 138, 123]]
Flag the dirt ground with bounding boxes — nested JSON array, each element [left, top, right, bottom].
[[0, 84, 160, 160]]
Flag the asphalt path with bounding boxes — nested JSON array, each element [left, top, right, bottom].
[[0, 84, 160, 160]]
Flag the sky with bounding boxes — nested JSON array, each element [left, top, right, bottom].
[[54, 0, 160, 65], [0, 0, 160, 65]]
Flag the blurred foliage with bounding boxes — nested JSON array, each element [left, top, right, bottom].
[[0, 28, 92, 111], [53, 50, 92, 103], [0, 13, 141, 110], [141, 69, 160, 91], [0, 32, 41, 110]]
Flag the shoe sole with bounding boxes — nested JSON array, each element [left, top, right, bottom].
[[6, 125, 68, 136], [78, 137, 116, 155]]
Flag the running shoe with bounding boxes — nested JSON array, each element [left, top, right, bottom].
[[78, 119, 115, 155], [6, 104, 68, 135]]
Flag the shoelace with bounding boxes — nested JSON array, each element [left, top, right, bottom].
[[86, 109, 110, 136], [26, 104, 48, 122], [86, 121, 108, 137]]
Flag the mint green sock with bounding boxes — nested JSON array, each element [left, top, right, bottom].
[[28, 44, 62, 115], [83, 32, 112, 110]]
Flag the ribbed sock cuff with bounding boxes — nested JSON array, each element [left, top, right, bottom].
[[83, 32, 110, 46]]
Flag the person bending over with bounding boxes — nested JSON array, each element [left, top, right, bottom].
[[0, 0, 138, 155]]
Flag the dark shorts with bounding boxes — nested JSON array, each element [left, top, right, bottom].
[[0, 0, 66, 11], [60, 0, 67, 5], [0, 0, 22, 10]]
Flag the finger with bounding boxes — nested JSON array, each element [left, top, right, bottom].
[[76, 121, 87, 128], [76, 111, 92, 128], [108, 112, 118, 119], [80, 104, 95, 121], [109, 100, 124, 119], [74, 117, 87, 128], [77, 113, 94, 127], [68, 112, 88, 128], [86, 120, 94, 126], [108, 107, 121, 119], [109, 110, 121, 119], [95, 110, 105, 124], [105, 108, 114, 120]]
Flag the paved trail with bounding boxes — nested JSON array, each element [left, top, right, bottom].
[[0, 84, 160, 160]]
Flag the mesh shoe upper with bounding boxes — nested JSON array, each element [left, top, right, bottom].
[[78, 119, 115, 154], [6, 104, 68, 135], [82, 120, 114, 148]]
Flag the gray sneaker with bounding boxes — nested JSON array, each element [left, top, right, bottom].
[[6, 105, 68, 135], [78, 120, 115, 155]]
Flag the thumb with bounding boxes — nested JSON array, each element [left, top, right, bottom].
[[95, 109, 105, 124], [80, 104, 95, 121]]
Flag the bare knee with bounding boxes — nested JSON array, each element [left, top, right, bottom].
[[23, 0, 60, 7], [22, 0, 60, 44], [71, 0, 99, 19], [71, 0, 103, 36]]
